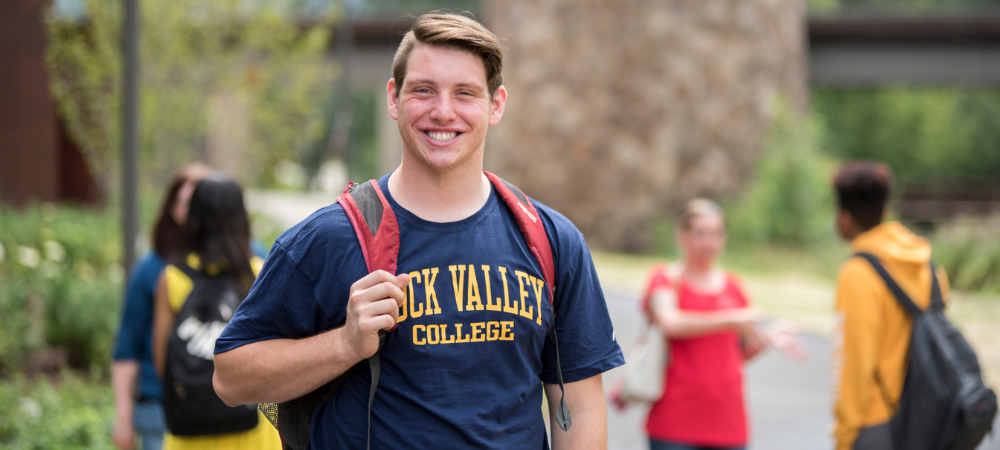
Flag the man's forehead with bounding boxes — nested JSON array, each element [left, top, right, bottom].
[[402, 42, 488, 89]]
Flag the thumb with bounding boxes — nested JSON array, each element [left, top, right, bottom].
[[396, 273, 411, 289]]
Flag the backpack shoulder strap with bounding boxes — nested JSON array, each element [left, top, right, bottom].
[[853, 252, 922, 316], [929, 262, 945, 312], [483, 171, 571, 431], [483, 171, 556, 306], [335, 180, 399, 450], [336, 180, 399, 275]]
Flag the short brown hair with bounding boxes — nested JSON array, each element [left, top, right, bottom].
[[833, 160, 893, 231], [391, 13, 504, 98]]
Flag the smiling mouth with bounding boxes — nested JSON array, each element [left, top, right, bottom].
[[426, 131, 459, 142]]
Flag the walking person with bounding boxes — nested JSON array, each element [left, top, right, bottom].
[[642, 199, 805, 450], [829, 161, 966, 450], [111, 163, 210, 450], [212, 13, 624, 449], [151, 174, 281, 450]]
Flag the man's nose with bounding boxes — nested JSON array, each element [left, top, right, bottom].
[[429, 95, 457, 123]]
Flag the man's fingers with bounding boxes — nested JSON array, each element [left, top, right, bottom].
[[396, 273, 411, 289], [352, 269, 401, 292], [352, 280, 405, 307]]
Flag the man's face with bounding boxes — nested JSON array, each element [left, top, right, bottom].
[[387, 43, 506, 175]]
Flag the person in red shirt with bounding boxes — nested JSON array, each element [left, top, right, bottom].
[[643, 199, 805, 450]]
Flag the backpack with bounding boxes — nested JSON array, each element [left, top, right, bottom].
[[855, 252, 997, 450], [163, 261, 259, 436], [259, 172, 571, 450]]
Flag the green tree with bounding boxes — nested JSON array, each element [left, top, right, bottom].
[[814, 87, 1000, 189], [45, 0, 339, 190]]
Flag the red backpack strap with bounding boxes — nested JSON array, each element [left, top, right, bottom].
[[483, 171, 572, 431], [484, 171, 556, 306], [335, 180, 400, 450], [336, 180, 400, 275]]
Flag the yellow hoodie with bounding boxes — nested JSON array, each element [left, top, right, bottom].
[[832, 221, 950, 449]]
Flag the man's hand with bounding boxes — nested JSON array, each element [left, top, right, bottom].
[[337, 270, 410, 363], [110, 418, 135, 450]]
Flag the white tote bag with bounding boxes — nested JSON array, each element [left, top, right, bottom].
[[620, 321, 668, 404]]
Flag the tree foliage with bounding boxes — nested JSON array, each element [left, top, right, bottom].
[[45, 0, 338, 189], [814, 88, 1000, 190]]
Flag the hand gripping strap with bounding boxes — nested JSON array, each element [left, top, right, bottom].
[[336, 181, 399, 450], [483, 171, 571, 431]]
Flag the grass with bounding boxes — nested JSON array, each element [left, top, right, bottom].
[[591, 245, 1000, 386]]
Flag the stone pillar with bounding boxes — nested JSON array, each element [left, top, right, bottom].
[[485, 0, 808, 251]]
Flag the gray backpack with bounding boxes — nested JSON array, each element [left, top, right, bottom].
[[856, 252, 996, 450]]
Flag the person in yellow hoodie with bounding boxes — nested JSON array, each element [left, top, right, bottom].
[[831, 161, 950, 450]]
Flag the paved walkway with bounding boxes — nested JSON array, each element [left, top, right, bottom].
[[603, 287, 1000, 450]]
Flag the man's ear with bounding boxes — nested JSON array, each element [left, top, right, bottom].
[[387, 78, 400, 121], [489, 85, 507, 126]]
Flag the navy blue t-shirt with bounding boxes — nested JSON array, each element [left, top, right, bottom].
[[216, 174, 624, 449]]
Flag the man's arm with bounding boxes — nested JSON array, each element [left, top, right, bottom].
[[213, 270, 409, 406], [110, 360, 138, 449], [545, 374, 607, 450]]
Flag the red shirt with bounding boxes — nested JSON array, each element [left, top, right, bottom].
[[642, 265, 750, 448]]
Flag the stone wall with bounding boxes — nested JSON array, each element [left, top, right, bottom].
[[484, 0, 808, 251]]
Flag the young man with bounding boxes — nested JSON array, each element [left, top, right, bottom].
[[830, 161, 950, 450], [212, 13, 624, 450]]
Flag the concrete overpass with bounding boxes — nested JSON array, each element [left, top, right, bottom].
[[809, 15, 1000, 86]]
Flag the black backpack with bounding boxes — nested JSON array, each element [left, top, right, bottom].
[[163, 262, 259, 436], [856, 253, 997, 450]]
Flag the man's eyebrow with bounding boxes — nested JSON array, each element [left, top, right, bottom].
[[405, 79, 486, 91]]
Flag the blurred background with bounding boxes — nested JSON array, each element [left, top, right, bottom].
[[1, 0, 999, 448]]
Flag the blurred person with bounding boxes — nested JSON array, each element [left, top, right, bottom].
[[212, 12, 624, 450], [643, 199, 806, 450], [830, 162, 951, 450], [111, 163, 210, 450], [152, 174, 280, 450]]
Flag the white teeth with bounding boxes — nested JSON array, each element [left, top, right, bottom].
[[428, 131, 457, 141]]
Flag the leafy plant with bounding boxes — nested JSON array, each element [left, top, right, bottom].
[[0, 204, 122, 370], [931, 215, 1000, 294], [725, 102, 839, 248], [45, 0, 339, 190], [0, 372, 116, 449]]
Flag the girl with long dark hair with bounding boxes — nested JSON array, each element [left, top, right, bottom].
[[151, 174, 280, 450]]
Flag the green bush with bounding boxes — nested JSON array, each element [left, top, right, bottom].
[[0, 203, 123, 371], [0, 372, 116, 449], [814, 87, 1000, 189], [725, 102, 839, 248], [931, 216, 1000, 294]]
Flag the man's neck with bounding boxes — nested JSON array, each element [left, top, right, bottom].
[[387, 160, 491, 223]]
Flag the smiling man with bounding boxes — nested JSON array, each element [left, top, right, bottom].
[[211, 13, 623, 450]]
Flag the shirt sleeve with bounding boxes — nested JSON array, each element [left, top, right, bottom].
[[832, 259, 884, 450], [112, 254, 161, 361], [215, 205, 367, 354], [537, 204, 625, 384], [215, 242, 328, 353]]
